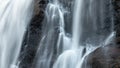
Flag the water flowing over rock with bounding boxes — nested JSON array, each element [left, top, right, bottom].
[[1, 0, 120, 68], [32, 0, 115, 68]]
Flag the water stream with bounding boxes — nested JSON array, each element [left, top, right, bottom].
[[0, 0, 115, 68], [0, 0, 33, 68], [34, 0, 114, 68]]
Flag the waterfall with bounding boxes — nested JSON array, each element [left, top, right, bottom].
[[34, 1, 67, 68], [34, 0, 115, 68], [52, 0, 99, 67], [0, 0, 33, 68], [72, 0, 83, 49]]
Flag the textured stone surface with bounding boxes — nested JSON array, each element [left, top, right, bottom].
[[86, 0, 120, 67], [19, 0, 48, 68], [114, 0, 120, 37], [84, 44, 120, 68]]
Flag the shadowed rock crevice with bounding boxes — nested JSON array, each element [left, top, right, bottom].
[[19, 0, 48, 68]]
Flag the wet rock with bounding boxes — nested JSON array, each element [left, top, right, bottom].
[[113, 0, 120, 37], [19, 0, 48, 68], [83, 0, 120, 67], [84, 45, 120, 68]]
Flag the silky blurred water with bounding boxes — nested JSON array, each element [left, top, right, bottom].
[[0, 0, 114, 68], [0, 0, 33, 68], [34, 0, 114, 68]]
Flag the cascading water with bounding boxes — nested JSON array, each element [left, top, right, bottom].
[[0, 0, 33, 68], [34, 0, 115, 68], [53, 0, 98, 68], [0, 0, 116, 68], [33, 1, 66, 68], [0, 0, 115, 68]]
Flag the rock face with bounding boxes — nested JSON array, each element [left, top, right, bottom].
[[19, 0, 48, 68], [83, 44, 120, 68], [84, 0, 120, 67], [114, 0, 120, 37], [113, 0, 120, 47]]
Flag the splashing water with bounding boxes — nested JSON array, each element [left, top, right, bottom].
[[0, 0, 33, 68], [0, 0, 115, 68], [34, 0, 114, 68], [52, 0, 99, 68]]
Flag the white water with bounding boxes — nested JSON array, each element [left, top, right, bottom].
[[72, 0, 83, 49], [34, 0, 115, 68], [0, 0, 33, 68], [52, 0, 98, 68], [0, 0, 115, 68]]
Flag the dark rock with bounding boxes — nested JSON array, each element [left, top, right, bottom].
[[19, 0, 48, 68], [113, 0, 120, 37], [84, 45, 120, 68], [83, 0, 120, 67]]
